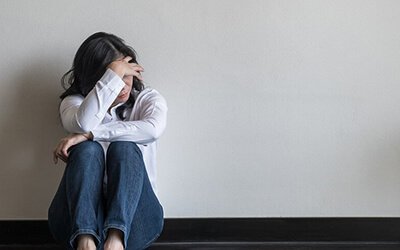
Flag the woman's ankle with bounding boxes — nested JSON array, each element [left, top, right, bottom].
[[104, 228, 124, 250], [76, 234, 96, 250]]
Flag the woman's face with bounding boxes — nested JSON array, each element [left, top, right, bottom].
[[114, 74, 133, 105]]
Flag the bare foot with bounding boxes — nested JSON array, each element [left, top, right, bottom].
[[104, 229, 124, 250], [77, 234, 96, 250]]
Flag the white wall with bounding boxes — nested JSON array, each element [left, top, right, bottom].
[[1, 0, 400, 219]]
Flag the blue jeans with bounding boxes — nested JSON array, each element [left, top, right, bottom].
[[48, 141, 164, 250]]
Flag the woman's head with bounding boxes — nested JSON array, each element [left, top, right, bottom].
[[60, 32, 144, 99]]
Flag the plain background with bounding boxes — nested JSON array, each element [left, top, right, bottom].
[[0, 0, 400, 219]]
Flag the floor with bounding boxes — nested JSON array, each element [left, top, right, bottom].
[[1, 243, 399, 250], [148, 242, 400, 250]]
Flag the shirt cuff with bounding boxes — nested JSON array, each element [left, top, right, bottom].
[[99, 68, 125, 93], [91, 126, 112, 141]]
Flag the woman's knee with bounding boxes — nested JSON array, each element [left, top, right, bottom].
[[107, 141, 144, 167], [69, 141, 104, 159], [67, 141, 105, 173], [107, 141, 141, 157]]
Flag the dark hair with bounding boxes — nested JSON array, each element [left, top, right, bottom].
[[60, 32, 144, 120]]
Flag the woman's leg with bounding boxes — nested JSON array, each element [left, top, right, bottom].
[[126, 163, 164, 250], [48, 141, 106, 249], [104, 141, 164, 250]]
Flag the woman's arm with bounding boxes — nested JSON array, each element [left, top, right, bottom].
[[60, 57, 143, 133], [60, 69, 125, 133], [91, 90, 168, 144]]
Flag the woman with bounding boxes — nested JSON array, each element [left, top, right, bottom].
[[48, 32, 167, 250]]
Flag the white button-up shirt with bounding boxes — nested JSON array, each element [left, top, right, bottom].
[[59, 68, 168, 195]]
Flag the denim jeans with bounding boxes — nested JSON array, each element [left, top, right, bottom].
[[48, 141, 164, 250]]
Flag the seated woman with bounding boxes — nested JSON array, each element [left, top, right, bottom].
[[48, 32, 167, 250]]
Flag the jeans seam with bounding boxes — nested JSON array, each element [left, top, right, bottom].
[[141, 216, 164, 249], [142, 233, 161, 249]]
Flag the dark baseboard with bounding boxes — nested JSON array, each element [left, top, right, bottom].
[[1, 218, 399, 245]]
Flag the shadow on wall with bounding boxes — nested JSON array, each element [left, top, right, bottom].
[[365, 132, 400, 207], [0, 57, 67, 218]]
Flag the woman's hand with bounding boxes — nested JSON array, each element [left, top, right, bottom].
[[53, 133, 92, 164], [108, 56, 144, 81]]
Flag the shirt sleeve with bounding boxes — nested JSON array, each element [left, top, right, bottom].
[[60, 69, 125, 133], [91, 90, 168, 144]]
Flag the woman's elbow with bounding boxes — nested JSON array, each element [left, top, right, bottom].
[[142, 123, 164, 142], [150, 124, 166, 141]]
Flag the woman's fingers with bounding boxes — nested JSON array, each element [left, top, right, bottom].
[[53, 149, 58, 164], [136, 72, 143, 81], [132, 64, 144, 71], [108, 56, 144, 80], [53, 149, 67, 164], [57, 152, 67, 163], [126, 64, 144, 73], [53, 143, 63, 164], [53, 138, 70, 164], [123, 56, 144, 74], [125, 65, 144, 79], [61, 146, 69, 159], [123, 56, 132, 62]]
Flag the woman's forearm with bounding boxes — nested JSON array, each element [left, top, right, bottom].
[[60, 69, 125, 133]]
